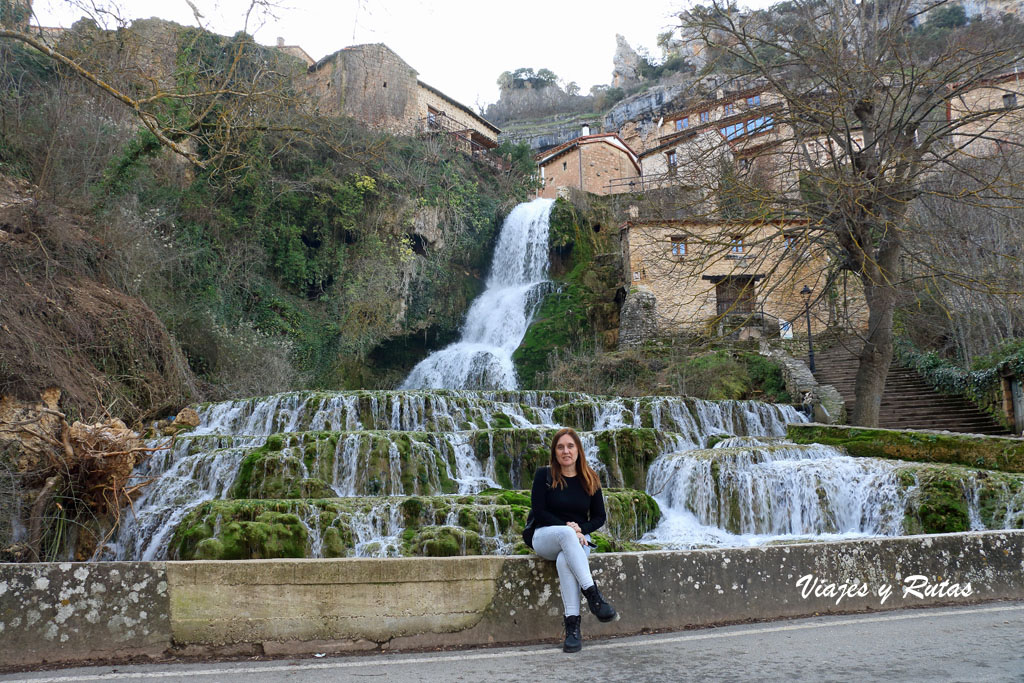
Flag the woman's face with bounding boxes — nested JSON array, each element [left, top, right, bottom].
[[555, 434, 579, 471]]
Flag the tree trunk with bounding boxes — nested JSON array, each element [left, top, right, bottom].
[[852, 270, 898, 427]]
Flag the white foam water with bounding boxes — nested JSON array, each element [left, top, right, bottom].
[[402, 198, 555, 390], [642, 442, 907, 548]]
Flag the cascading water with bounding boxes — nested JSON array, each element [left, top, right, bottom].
[[104, 388, 1024, 562], [642, 437, 907, 548], [101, 197, 1024, 559], [401, 198, 555, 390]]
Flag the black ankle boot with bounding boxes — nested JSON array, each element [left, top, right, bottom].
[[563, 614, 582, 652], [582, 584, 616, 622]]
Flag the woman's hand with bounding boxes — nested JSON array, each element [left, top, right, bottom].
[[566, 522, 585, 546]]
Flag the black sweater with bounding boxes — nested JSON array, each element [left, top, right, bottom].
[[530, 466, 606, 535]]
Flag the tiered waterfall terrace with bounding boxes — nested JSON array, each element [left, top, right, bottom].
[[105, 390, 1024, 562]]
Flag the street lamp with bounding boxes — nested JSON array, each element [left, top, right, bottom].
[[801, 285, 815, 373]]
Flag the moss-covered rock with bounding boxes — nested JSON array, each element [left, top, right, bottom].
[[513, 196, 622, 388], [897, 463, 1024, 534], [787, 423, 1024, 473], [403, 526, 484, 557], [169, 487, 660, 560], [551, 402, 598, 431], [594, 428, 664, 490]]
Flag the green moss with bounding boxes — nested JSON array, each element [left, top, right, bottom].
[[788, 424, 1024, 473], [489, 412, 514, 429], [194, 538, 224, 560], [266, 433, 284, 451], [596, 429, 662, 489], [321, 527, 346, 558], [589, 531, 659, 553], [513, 196, 620, 389], [404, 526, 483, 557], [401, 496, 425, 526], [903, 470, 970, 534], [706, 435, 728, 449], [456, 507, 478, 533], [741, 353, 792, 403], [551, 402, 597, 431]]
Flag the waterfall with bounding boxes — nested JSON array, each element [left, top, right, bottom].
[[642, 440, 907, 548], [402, 198, 555, 390], [104, 392, 1024, 561]]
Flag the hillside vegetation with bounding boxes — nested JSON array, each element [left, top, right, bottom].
[[0, 22, 535, 422]]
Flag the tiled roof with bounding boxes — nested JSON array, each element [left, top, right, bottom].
[[535, 133, 641, 173]]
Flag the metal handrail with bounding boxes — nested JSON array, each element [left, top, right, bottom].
[[418, 114, 509, 171], [605, 172, 693, 193]]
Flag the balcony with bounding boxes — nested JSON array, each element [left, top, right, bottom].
[[419, 113, 509, 171], [605, 171, 693, 194]]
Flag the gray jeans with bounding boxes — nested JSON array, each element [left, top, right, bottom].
[[532, 525, 594, 616]]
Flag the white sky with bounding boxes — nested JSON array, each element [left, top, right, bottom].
[[31, 0, 694, 112]]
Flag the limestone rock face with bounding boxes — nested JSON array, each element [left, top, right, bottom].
[[612, 34, 643, 89], [619, 288, 659, 349], [484, 84, 591, 125]]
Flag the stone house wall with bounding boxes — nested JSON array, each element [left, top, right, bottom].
[[305, 44, 500, 147], [538, 138, 639, 199], [417, 84, 499, 146], [948, 74, 1024, 156], [307, 44, 421, 134], [622, 219, 868, 335]]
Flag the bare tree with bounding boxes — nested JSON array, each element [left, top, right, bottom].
[[0, 0, 313, 172], [665, 0, 1024, 425]]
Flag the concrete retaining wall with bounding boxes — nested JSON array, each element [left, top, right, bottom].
[[2, 530, 1023, 667]]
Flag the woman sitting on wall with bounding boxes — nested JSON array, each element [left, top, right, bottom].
[[524, 427, 617, 653]]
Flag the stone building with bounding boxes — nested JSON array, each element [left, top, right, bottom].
[[947, 71, 1024, 156], [535, 133, 640, 199], [620, 218, 868, 337], [633, 88, 789, 192], [306, 43, 500, 153], [273, 37, 314, 67]]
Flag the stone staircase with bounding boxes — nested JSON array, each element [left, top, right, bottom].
[[809, 344, 1010, 435]]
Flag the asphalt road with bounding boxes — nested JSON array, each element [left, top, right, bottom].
[[3, 602, 1023, 683]]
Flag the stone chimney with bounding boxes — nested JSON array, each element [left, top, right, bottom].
[[277, 37, 285, 47]]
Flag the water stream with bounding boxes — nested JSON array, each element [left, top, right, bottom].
[[402, 197, 555, 390], [104, 199, 1023, 560]]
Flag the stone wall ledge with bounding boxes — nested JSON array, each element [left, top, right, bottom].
[[3, 530, 1023, 669], [788, 422, 1024, 472]]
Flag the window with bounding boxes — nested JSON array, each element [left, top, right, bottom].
[[676, 117, 689, 131], [784, 234, 798, 251], [721, 116, 775, 141], [748, 115, 775, 135], [724, 102, 735, 116], [738, 157, 752, 173], [563, 161, 567, 171], [1004, 93, 1018, 109], [666, 150, 678, 174], [721, 122, 745, 140], [729, 235, 745, 255], [747, 94, 761, 107], [699, 110, 710, 124], [671, 236, 686, 258], [427, 107, 439, 127]]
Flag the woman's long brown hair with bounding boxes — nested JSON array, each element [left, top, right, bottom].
[[549, 427, 601, 496]]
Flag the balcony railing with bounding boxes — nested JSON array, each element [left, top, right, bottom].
[[418, 114, 509, 171], [605, 171, 692, 194]]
